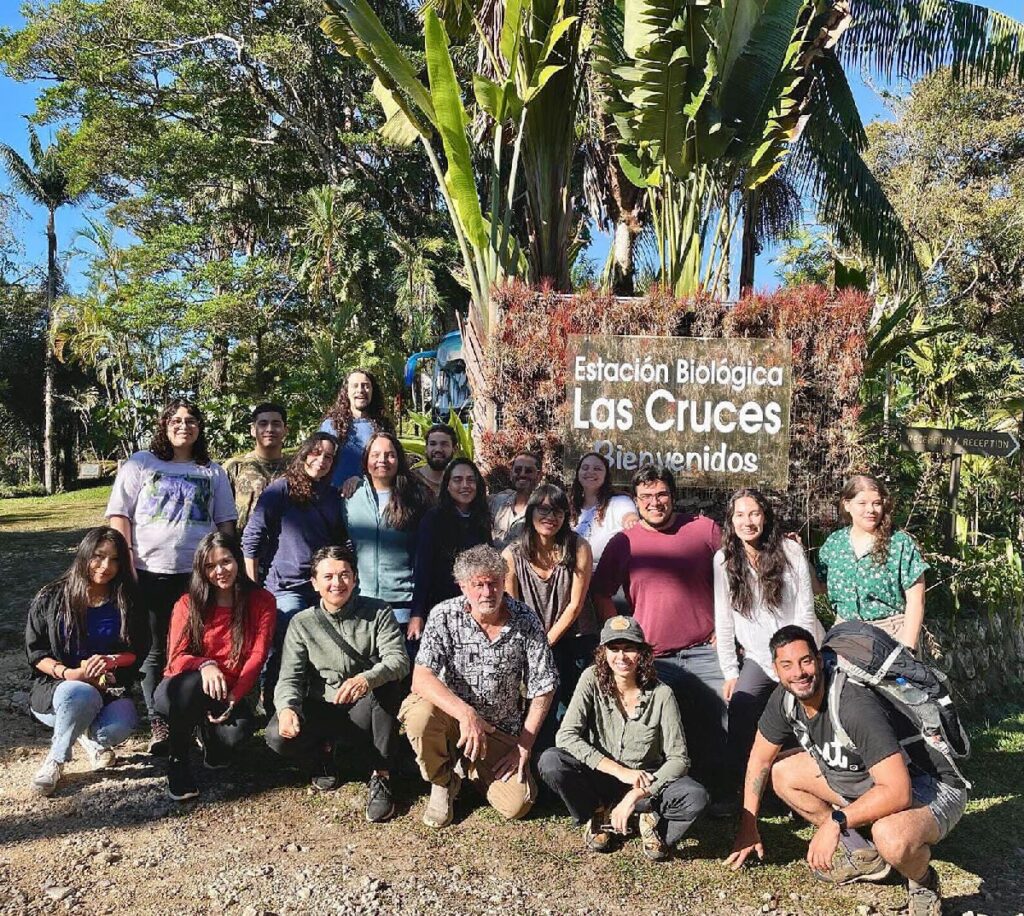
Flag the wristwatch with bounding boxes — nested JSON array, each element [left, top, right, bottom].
[[830, 809, 849, 833]]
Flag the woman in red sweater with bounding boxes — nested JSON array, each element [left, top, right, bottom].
[[154, 531, 275, 801]]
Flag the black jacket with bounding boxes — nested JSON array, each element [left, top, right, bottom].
[[24, 583, 148, 715]]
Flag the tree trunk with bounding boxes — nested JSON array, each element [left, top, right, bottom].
[[460, 306, 496, 469], [210, 333, 229, 392], [43, 208, 58, 495], [739, 189, 759, 297], [610, 219, 636, 296]]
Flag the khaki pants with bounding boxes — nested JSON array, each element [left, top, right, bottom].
[[399, 693, 537, 820], [868, 614, 926, 657]]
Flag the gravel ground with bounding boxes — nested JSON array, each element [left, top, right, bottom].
[[1, 643, 1020, 916]]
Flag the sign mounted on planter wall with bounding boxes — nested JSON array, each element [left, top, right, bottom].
[[565, 335, 793, 489]]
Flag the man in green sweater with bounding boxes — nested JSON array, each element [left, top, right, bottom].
[[265, 545, 409, 823]]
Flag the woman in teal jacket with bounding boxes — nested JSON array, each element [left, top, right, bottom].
[[344, 432, 429, 643]]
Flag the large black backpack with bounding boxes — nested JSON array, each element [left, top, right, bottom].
[[783, 620, 971, 788]]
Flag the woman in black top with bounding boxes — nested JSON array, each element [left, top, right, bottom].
[[409, 458, 492, 639], [24, 526, 146, 797]]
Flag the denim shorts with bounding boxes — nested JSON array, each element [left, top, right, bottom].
[[911, 772, 967, 841]]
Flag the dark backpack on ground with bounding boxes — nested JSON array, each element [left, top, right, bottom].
[[783, 620, 971, 788]]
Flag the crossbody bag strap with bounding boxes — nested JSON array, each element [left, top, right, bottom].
[[311, 606, 375, 671]]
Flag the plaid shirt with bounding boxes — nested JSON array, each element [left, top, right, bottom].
[[416, 595, 558, 735]]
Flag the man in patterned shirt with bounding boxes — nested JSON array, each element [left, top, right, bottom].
[[400, 544, 558, 828], [223, 402, 289, 532]]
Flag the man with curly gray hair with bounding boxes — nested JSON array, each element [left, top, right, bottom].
[[400, 544, 558, 828]]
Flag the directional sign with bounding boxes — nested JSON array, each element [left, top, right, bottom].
[[900, 426, 1020, 459]]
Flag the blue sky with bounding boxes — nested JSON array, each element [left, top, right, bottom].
[[1, 1, 1020, 294]]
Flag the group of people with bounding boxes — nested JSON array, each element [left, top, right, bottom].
[[23, 368, 961, 916]]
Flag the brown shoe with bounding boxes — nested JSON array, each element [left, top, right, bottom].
[[638, 812, 667, 861], [423, 773, 461, 829], [813, 845, 891, 884], [583, 809, 611, 852], [907, 866, 942, 916]]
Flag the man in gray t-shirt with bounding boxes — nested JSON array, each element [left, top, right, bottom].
[[400, 544, 557, 829]]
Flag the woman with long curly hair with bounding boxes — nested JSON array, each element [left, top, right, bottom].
[[539, 616, 708, 861], [344, 431, 428, 636], [106, 398, 237, 753], [713, 488, 820, 803], [241, 431, 346, 713], [814, 473, 929, 650], [320, 368, 394, 490], [410, 458, 492, 640], [154, 532, 275, 801], [25, 526, 146, 797]]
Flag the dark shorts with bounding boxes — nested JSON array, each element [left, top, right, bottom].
[[911, 772, 967, 841]]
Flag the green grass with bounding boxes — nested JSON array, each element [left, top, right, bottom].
[[0, 485, 111, 647]]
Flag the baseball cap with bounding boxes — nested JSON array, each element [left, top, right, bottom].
[[599, 615, 648, 647]]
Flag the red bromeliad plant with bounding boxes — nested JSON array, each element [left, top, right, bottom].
[[480, 282, 872, 528]]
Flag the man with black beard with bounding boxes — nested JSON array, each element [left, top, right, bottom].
[[413, 424, 456, 499], [727, 626, 966, 916]]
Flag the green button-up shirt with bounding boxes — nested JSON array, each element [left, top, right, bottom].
[[816, 528, 929, 622], [555, 667, 690, 797]]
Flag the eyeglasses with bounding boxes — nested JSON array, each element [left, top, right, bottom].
[[535, 505, 566, 519], [637, 493, 672, 506], [168, 418, 199, 428]]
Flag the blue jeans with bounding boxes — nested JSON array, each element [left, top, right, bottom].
[[33, 680, 139, 763], [262, 584, 319, 715], [654, 643, 729, 799]]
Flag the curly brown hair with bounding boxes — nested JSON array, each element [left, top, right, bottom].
[[838, 474, 894, 566], [283, 432, 339, 505], [322, 369, 393, 442], [149, 399, 211, 465], [593, 640, 659, 697], [569, 452, 614, 527]]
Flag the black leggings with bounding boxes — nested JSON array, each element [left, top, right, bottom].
[[538, 746, 708, 847], [265, 680, 404, 773], [153, 671, 257, 759], [138, 570, 190, 717]]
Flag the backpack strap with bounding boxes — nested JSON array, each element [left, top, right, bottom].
[[826, 668, 854, 753]]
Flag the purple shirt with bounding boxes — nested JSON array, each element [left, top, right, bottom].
[[592, 514, 721, 656]]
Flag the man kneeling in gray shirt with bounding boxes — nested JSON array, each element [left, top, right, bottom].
[[265, 545, 409, 823]]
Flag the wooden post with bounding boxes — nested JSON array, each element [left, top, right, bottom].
[[945, 453, 962, 555]]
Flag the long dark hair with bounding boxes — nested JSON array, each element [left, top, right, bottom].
[[838, 473, 894, 566], [569, 451, 615, 526], [41, 527, 135, 654], [283, 432, 338, 506], [361, 431, 427, 531], [435, 458, 491, 560], [722, 488, 790, 618], [593, 640, 659, 697], [180, 532, 254, 668], [149, 398, 211, 465], [323, 368, 393, 441], [520, 483, 575, 570]]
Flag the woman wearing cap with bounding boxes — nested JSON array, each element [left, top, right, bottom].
[[538, 616, 708, 860]]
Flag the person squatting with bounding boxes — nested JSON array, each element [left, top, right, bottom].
[[24, 389, 960, 916]]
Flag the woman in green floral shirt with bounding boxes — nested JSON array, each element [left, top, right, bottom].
[[814, 474, 929, 651]]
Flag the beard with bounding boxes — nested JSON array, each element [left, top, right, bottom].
[[426, 454, 450, 471]]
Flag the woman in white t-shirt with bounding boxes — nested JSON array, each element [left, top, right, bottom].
[[713, 488, 821, 802], [569, 452, 639, 566], [106, 399, 237, 754]]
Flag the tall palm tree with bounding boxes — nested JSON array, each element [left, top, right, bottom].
[[0, 126, 82, 493]]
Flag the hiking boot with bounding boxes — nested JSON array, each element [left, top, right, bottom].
[[365, 773, 396, 823], [147, 716, 170, 756], [638, 812, 667, 861], [167, 756, 199, 802], [31, 758, 63, 797], [422, 773, 461, 829], [582, 809, 611, 853], [907, 866, 942, 916], [77, 735, 116, 770], [813, 844, 891, 884]]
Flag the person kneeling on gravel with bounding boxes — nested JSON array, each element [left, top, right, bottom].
[[727, 626, 967, 916], [538, 616, 708, 860], [400, 544, 558, 828], [265, 545, 409, 823]]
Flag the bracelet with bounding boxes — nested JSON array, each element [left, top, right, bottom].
[[199, 660, 218, 670], [55, 664, 66, 680]]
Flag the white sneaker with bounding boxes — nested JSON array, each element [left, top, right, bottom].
[[31, 758, 64, 797], [77, 734, 117, 770]]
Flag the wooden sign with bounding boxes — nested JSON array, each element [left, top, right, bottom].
[[900, 427, 1020, 459]]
